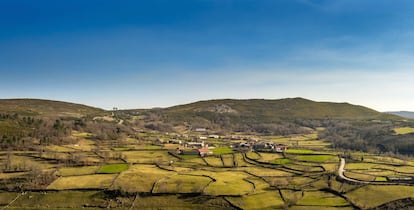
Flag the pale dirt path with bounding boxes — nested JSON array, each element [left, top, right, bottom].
[[338, 158, 370, 184]]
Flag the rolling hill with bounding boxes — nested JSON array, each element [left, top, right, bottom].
[[157, 97, 401, 122], [0, 98, 105, 117]]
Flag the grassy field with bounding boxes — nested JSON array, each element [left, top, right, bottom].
[[112, 164, 175, 192], [226, 191, 284, 209], [212, 147, 233, 155], [122, 150, 177, 164], [234, 153, 253, 167], [203, 156, 224, 167], [45, 145, 77, 152], [346, 185, 414, 209], [296, 191, 349, 207], [9, 191, 111, 209], [98, 163, 129, 174], [153, 174, 212, 193], [0, 191, 19, 207], [189, 171, 254, 195], [258, 153, 284, 162], [57, 166, 100, 176], [295, 155, 336, 163], [221, 154, 234, 167], [245, 151, 261, 160], [47, 174, 117, 190], [271, 158, 291, 165], [132, 195, 235, 209], [393, 127, 414, 135], [239, 166, 294, 177], [285, 149, 314, 154]]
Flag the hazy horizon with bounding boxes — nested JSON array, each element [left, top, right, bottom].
[[1, 0, 414, 111]]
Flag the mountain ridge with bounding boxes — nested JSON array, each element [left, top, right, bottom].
[[0, 98, 104, 117], [386, 111, 414, 119]]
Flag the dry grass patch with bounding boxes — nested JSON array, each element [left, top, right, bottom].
[[153, 174, 212, 193], [222, 154, 234, 167], [203, 156, 223, 167], [7, 191, 107, 209], [0, 191, 20, 206], [240, 166, 293, 177], [189, 171, 254, 196], [258, 153, 284, 162], [56, 166, 99, 176], [234, 153, 254, 167], [182, 156, 207, 166], [343, 172, 375, 181], [47, 174, 116, 190], [297, 191, 349, 206], [45, 145, 76, 152], [122, 150, 177, 164], [112, 164, 175, 192]]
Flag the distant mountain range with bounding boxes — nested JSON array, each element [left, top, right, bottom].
[[386, 111, 414, 119]]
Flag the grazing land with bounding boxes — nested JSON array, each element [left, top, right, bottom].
[[0, 98, 413, 209]]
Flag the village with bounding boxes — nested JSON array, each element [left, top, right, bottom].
[[154, 128, 289, 157]]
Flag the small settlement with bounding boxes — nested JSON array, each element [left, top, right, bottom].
[[159, 127, 288, 157]]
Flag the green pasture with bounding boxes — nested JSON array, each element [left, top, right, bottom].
[[226, 191, 284, 209], [245, 152, 261, 160], [295, 155, 335, 163], [393, 127, 414, 135], [212, 147, 233, 155], [98, 163, 129, 174], [234, 153, 253, 167], [346, 185, 414, 209], [245, 176, 271, 192], [270, 158, 291, 165], [285, 149, 314, 154], [178, 154, 199, 160]]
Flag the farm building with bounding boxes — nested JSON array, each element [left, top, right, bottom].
[[198, 148, 213, 157]]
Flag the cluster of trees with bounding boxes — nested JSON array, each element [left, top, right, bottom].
[[320, 121, 414, 155], [0, 113, 135, 151]]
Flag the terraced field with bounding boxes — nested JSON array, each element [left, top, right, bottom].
[[1, 132, 413, 209]]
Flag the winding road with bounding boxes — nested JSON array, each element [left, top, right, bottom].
[[338, 158, 370, 184]]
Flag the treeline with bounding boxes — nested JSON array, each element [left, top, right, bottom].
[[0, 113, 134, 150], [320, 121, 414, 155], [141, 110, 314, 135]]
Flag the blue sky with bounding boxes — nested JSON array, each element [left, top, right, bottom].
[[1, 0, 414, 111]]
